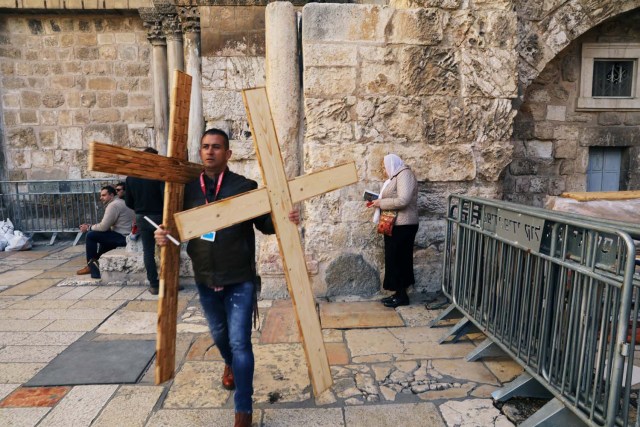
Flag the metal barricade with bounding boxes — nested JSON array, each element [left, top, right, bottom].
[[441, 195, 639, 426], [0, 179, 114, 244]]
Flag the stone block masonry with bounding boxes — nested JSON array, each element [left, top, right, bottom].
[[0, 13, 154, 180]]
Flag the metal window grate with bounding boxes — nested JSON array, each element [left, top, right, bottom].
[[592, 60, 634, 97]]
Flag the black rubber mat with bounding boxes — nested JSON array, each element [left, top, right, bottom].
[[25, 340, 156, 386]]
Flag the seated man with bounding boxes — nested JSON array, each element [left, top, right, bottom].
[[77, 185, 135, 279]]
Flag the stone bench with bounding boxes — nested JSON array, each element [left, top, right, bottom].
[[99, 237, 195, 286]]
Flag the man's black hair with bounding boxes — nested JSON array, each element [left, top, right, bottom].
[[143, 147, 158, 154], [102, 185, 117, 196], [201, 128, 230, 150], [116, 182, 125, 190]]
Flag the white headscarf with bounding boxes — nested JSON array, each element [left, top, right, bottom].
[[373, 154, 406, 223]]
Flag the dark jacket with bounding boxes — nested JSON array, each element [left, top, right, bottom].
[[125, 176, 165, 215], [184, 169, 274, 287]]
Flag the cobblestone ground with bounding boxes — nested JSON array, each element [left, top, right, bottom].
[[0, 242, 525, 426]]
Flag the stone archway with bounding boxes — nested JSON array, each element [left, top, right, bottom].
[[506, 5, 640, 206], [517, 0, 640, 94]]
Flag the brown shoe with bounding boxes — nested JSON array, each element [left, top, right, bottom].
[[222, 365, 235, 390], [234, 412, 252, 427], [76, 265, 91, 275]]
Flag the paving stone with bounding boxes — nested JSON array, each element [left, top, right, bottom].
[[397, 305, 446, 327], [0, 279, 60, 297], [431, 359, 500, 386], [392, 327, 477, 360], [19, 260, 67, 270], [5, 252, 48, 261], [0, 384, 19, 401], [14, 332, 84, 346], [38, 385, 117, 427], [163, 362, 230, 408], [322, 329, 344, 343], [314, 388, 337, 406], [5, 300, 74, 310], [482, 358, 524, 384], [41, 319, 103, 332], [177, 323, 209, 334], [326, 342, 350, 365], [96, 310, 156, 334], [32, 308, 116, 320], [0, 407, 50, 426], [417, 382, 475, 400], [0, 310, 41, 320], [91, 385, 163, 427], [345, 328, 404, 358], [57, 286, 97, 300], [345, 403, 445, 427], [0, 346, 67, 363], [186, 334, 222, 361], [0, 364, 46, 383], [30, 288, 74, 300], [471, 384, 499, 398], [259, 304, 300, 344], [109, 287, 146, 300], [0, 270, 45, 287], [69, 299, 124, 310], [146, 409, 238, 426], [0, 320, 53, 332], [123, 300, 159, 312], [254, 343, 311, 403], [0, 386, 70, 407], [262, 408, 344, 426], [439, 398, 511, 427], [80, 286, 121, 299], [320, 301, 404, 329]]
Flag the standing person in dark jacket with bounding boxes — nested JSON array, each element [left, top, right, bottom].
[[154, 128, 299, 427], [125, 147, 165, 295]]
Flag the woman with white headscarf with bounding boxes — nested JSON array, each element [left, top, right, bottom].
[[368, 154, 419, 307]]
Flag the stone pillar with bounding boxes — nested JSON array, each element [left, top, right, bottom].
[[178, 5, 204, 163], [265, 2, 301, 178], [163, 13, 185, 91], [142, 11, 169, 155]]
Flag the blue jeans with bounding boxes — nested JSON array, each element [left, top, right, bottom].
[[85, 230, 126, 262], [197, 281, 255, 413]]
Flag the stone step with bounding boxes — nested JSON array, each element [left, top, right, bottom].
[[99, 238, 194, 285]]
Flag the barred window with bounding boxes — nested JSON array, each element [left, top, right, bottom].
[[578, 44, 640, 110], [592, 60, 634, 97]]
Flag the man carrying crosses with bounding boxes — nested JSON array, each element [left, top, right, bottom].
[[154, 128, 299, 427]]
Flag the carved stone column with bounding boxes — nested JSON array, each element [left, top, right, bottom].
[[265, 2, 301, 178], [141, 9, 169, 155], [163, 12, 185, 91], [178, 5, 203, 163]]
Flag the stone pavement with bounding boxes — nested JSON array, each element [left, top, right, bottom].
[[0, 241, 524, 427]]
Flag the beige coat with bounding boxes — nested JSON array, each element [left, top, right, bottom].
[[90, 197, 135, 235], [378, 166, 418, 226]]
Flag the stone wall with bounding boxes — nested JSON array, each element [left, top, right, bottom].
[[505, 9, 640, 206], [299, 3, 518, 295], [0, 13, 154, 180]]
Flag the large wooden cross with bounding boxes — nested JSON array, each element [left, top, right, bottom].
[[89, 71, 199, 384], [174, 87, 357, 395]]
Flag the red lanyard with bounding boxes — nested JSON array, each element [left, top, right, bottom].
[[199, 171, 224, 204]]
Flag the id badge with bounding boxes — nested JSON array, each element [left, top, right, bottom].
[[201, 232, 216, 242]]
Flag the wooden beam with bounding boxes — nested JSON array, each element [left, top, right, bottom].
[[172, 162, 358, 241], [560, 190, 640, 202], [289, 162, 357, 204], [88, 142, 202, 183], [243, 87, 333, 396], [174, 188, 271, 241], [155, 70, 192, 384]]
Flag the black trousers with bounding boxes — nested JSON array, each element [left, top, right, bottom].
[[137, 214, 161, 287], [383, 224, 419, 292]]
